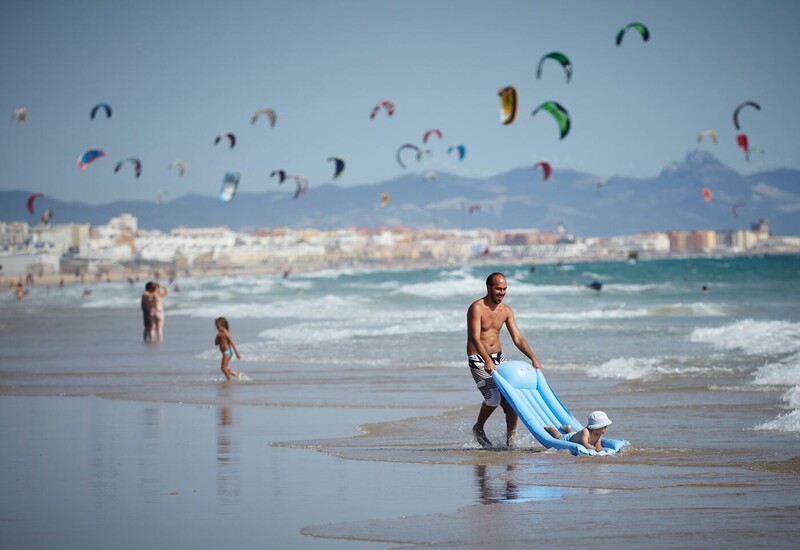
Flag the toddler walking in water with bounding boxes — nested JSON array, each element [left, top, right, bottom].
[[214, 317, 241, 380]]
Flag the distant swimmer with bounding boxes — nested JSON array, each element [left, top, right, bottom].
[[15, 282, 28, 301], [701, 285, 708, 295], [149, 282, 169, 341], [467, 272, 543, 448], [214, 317, 241, 381], [529, 265, 536, 274], [573, 280, 602, 291], [141, 282, 154, 342]]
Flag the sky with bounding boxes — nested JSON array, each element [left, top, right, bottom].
[[2, 0, 799, 205]]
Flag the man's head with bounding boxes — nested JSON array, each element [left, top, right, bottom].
[[485, 272, 507, 305], [145, 281, 154, 292]]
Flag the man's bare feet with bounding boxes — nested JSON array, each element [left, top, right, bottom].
[[506, 431, 516, 448], [472, 424, 493, 448]]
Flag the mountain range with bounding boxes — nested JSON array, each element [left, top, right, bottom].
[[2, 151, 798, 237]]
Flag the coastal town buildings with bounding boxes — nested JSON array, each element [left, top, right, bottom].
[[1, 214, 797, 279]]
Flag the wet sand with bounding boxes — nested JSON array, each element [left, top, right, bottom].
[[0, 396, 458, 550], [4, 391, 798, 550]]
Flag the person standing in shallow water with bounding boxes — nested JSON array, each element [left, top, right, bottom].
[[141, 282, 153, 342], [467, 272, 543, 448]]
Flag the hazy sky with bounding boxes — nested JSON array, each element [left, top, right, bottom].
[[2, 0, 798, 204]]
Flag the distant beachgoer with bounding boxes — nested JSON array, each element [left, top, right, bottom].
[[701, 285, 709, 295], [214, 317, 241, 381], [572, 279, 602, 292], [141, 282, 154, 342], [15, 282, 27, 301], [467, 272, 543, 448], [149, 282, 169, 341], [544, 411, 613, 453]]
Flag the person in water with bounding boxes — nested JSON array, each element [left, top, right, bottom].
[[544, 411, 613, 452], [141, 282, 153, 342], [467, 272, 543, 448], [149, 282, 169, 341], [214, 317, 241, 381]]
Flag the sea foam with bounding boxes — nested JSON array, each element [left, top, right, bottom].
[[690, 319, 800, 355]]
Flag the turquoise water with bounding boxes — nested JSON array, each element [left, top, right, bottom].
[[2, 254, 799, 431]]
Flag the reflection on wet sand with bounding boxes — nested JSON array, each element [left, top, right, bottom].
[[474, 464, 603, 504], [217, 385, 240, 503]]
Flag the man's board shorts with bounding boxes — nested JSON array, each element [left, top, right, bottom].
[[468, 351, 506, 407]]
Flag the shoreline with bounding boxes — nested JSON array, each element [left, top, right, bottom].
[[4, 248, 796, 289]]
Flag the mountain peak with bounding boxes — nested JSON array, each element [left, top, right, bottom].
[[659, 149, 731, 179]]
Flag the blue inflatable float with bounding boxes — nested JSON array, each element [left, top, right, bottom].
[[493, 361, 629, 456]]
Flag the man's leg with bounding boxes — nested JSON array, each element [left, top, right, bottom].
[[501, 399, 518, 447], [473, 403, 496, 448]]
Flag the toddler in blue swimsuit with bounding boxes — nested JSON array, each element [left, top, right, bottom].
[[214, 317, 241, 381]]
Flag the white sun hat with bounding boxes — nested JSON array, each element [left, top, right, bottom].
[[587, 411, 612, 429]]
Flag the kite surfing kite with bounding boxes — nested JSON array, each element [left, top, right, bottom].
[[77, 149, 106, 170], [422, 129, 443, 143], [498, 86, 518, 125], [532, 101, 570, 139], [114, 157, 142, 178], [534, 161, 552, 181], [370, 100, 395, 119], [328, 157, 346, 179], [447, 144, 466, 160], [251, 108, 277, 127], [292, 175, 308, 200], [696, 130, 718, 144], [27, 193, 43, 215], [702, 187, 712, 202], [214, 133, 236, 149], [736, 133, 749, 154], [536, 52, 572, 83], [396, 143, 420, 169], [168, 160, 187, 176], [90, 103, 112, 119], [380, 192, 390, 207], [40, 209, 54, 225], [468, 204, 481, 214], [733, 101, 760, 130], [219, 172, 240, 203], [731, 201, 745, 218], [11, 108, 28, 123], [270, 169, 288, 183], [616, 22, 650, 46]]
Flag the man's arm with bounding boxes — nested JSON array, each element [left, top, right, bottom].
[[467, 303, 497, 374], [505, 308, 543, 370]]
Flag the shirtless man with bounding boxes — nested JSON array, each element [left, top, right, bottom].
[[467, 272, 543, 448]]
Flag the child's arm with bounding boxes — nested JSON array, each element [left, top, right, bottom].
[[578, 429, 595, 450]]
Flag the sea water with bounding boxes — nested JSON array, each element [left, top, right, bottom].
[[3, 255, 799, 431]]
